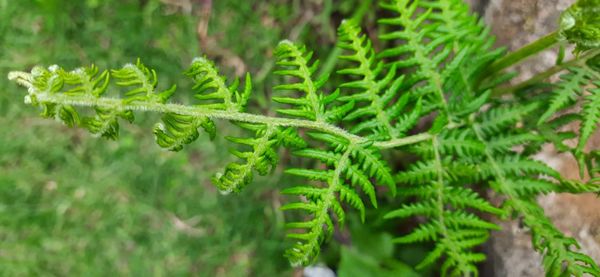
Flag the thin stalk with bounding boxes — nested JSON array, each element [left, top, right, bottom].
[[28, 92, 432, 150], [486, 31, 560, 76], [493, 48, 600, 96]]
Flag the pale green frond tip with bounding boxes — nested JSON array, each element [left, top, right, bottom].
[[191, 57, 208, 63], [8, 71, 33, 88], [278, 39, 294, 46]]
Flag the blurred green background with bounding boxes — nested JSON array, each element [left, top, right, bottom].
[[0, 0, 383, 276]]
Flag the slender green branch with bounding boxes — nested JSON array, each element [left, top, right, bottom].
[[27, 90, 431, 149], [485, 31, 560, 76], [493, 48, 600, 96], [374, 133, 433, 149]]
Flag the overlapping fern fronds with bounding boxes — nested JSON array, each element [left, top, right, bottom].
[[336, 19, 420, 140], [7, 0, 600, 275], [471, 103, 600, 276], [377, 0, 600, 275], [274, 40, 396, 265], [537, 54, 600, 176], [378, 0, 472, 118], [389, 131, 503, 275], [376, 1, 499, 273]]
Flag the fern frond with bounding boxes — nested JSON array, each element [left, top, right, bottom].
[[535, 55, 600, 176], [379, 0, 469, 119], [336, 19, 414, 140], [270, 40, 399, 265], [486, 133, 542, 153], [85, 107, 134, 140], [517, 198, 600, 276], [396, 159, 442, 185], [578, 82, 600, 152], [477, 104, 539, 137], [470, 109, 600, 276], [479, 156, 561, 180], [273, 40, 329, 121], [15, 65, 137, 135], [153, 113, 215, 151], [538, 67, 591, 124], [61, 64, 110, 97], [443, 187, 505, 215], [283, 136, 396, 265], [112, 59, 176, 104], [282, 143, 358, 266], [491, 179, 557, 196], [18, 66, 77, 127], [53, 65, 134, 139], [389, 137, 499, 275], [215, 124, 305, 193], [349, 142, 396, 194], [430, 129, 485, 157], [8, 2, 600, 273], [186, 57, 252, 112]]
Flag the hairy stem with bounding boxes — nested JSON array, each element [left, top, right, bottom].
[[27, 91, 431, 149]]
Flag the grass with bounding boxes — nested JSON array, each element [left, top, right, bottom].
[[0, 0, 307, 275]]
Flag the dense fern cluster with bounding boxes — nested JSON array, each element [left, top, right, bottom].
[[8, 0, 600, 275]]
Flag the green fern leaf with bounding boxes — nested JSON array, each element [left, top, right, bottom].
[[538, 67, 591, 124], [389, 137, 498, 275], [471, 111, 600, 276], [477, 104, 538, 136], [274, 40, 328, 121], [85, 107, 134, 140], [186, 57, 252, 112], [112, 59, 176, 104], [61, 64, 110, 97], [214, 124, 304, 193], [350, 143, 396, 194], [379, 0, 470, 120], [578, 83, 600, 152], [153, 113, 215, 152], [336, 19, 410, 140]]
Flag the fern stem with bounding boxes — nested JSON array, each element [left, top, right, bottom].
[[26, 90, 431, 149], [485, 31, 559, 77], [493, 48, 600, 96], [431, 136, 471, 277], [374, 133, 433, 149]]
